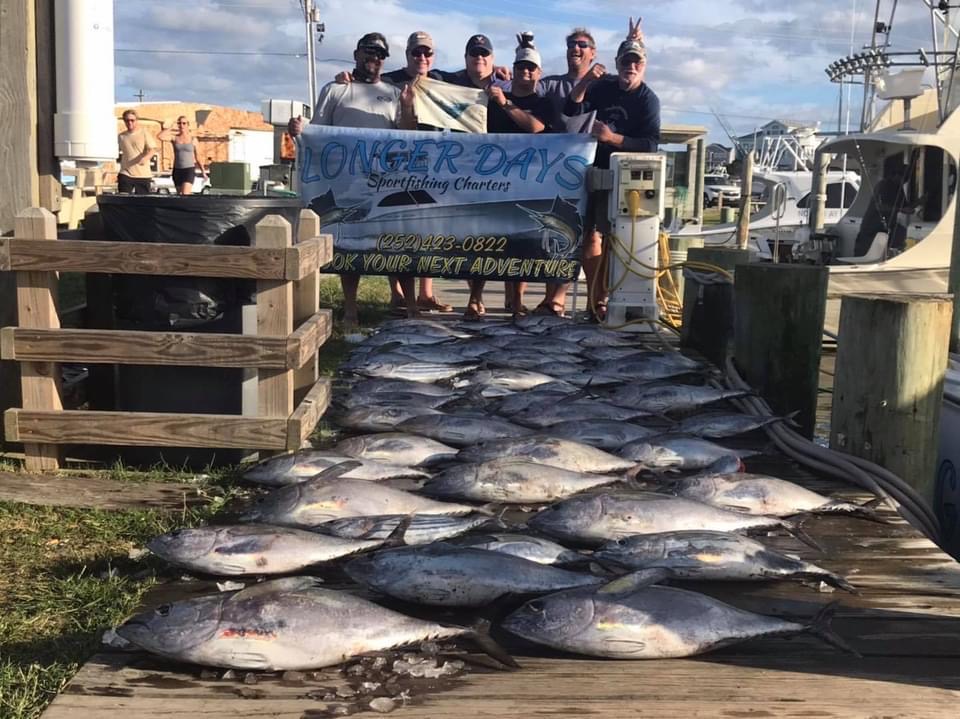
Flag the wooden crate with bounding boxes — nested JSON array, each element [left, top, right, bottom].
[[0, 207, 334, 470]]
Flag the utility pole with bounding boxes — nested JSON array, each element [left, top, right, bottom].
[[303, 0, 318, 104]]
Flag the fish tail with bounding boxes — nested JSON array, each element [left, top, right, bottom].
[[805, 603, 861, 657], [781, 519, 825, 553], [465, 619, 520, 670]]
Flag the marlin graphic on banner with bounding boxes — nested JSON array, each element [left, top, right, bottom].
[[298, 124, 598, 281]]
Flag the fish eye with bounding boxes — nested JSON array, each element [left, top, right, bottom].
[[527, 600, 545, 614], [615, 538, 626, 545], [156, 604, 172, 617]]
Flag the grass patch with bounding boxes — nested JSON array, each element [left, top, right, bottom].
[[0, 500, 225, 719]]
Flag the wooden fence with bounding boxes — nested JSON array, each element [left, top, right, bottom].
[[0, 206, 334, 471]]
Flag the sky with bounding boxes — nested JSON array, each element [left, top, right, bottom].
[[113, 0, 941, 143]]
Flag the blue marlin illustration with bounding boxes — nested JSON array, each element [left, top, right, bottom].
[[422, 86, 475, 121], [515, 196, 583, 257]]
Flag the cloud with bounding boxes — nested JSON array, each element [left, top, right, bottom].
[[112, 0, 945, 141]]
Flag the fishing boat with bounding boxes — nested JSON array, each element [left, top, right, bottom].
[[671, 132, 861, 261]]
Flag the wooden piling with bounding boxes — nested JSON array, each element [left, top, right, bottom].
[[831, 293, 952, 502], [734, 264, 828, 438], [735, 154, 755, 249], [680, 247, 751, 367]]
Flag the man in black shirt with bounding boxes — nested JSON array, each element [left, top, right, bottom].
[[565, 38, 660, 320]]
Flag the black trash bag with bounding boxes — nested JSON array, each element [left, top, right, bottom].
[[96, 195, 303, 328]]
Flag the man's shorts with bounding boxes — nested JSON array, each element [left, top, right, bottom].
[[584, 190, 611, 236], [118, 175, 152, 194]]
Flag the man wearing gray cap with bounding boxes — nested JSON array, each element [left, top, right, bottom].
[[288, 32, 416, 332], [565, 37, 660, 322]]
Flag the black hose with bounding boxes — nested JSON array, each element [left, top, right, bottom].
[[722, 357, 942, 544]]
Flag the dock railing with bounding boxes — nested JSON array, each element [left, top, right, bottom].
[[0, 206, 333, 471]]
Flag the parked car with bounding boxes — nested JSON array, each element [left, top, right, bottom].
[[703, 174, 741, 208], [153, 172, 209, 194]]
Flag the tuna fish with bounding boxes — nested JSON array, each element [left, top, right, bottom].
[[242, 451, 429, 485], [147, 524, 387, 576], [511, 399, 656, 429], [339, 405, 442, 433], [593, 531, 856, 592], [346, 378, 459, 398], [453, 369, 574, 394], [528, 492, 805, 546], [317, 514, 494, 545], [422, 459, 625, 503], [344, 544, 603, 607], [619, 436, 757, 470], [353, 359, 479, 383], [669, 474, 882, 519], [501, 582, 856, 658], [240, 476, 477, 528], [396, 414, 533, 447], [676, 411, 796, 438], [335, 433, 459, 466], [449, 533, 584, 565], [542, 420, 658, 450], [458, 437, 637, 474], [336, 390, 453, 410], [605, 384, 753, 414], [117, 577, 516, 670]]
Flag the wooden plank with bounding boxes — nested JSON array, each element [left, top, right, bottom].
[[831, 294, 953, 502], [734, 264, 828, 438], [286, 378, 332, 451], [256, 216, 295, 459], [4, 238, 288, 279], [284, 234, 333, 280], [15, 208, 62, 470], [1, 327, 289, 368], [39, 648, 960, 719], [0, 471, 209, 511], [6, 409, 287, 449], [287, 310, 333, 370], [293, 211, 322, 401]]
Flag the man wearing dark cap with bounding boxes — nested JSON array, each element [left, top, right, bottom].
[[288, 32, 416, 332], [565, 38, 660, 321], [441, 34, 510, 93]]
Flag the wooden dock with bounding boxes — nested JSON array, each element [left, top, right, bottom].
[[32, 312, 960, 719], [39, 454, 960, 718]]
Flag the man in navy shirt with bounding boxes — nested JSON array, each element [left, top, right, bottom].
[[565, 38, 660, 321]]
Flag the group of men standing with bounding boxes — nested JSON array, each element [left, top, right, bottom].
[[288, 20, 660, 331]]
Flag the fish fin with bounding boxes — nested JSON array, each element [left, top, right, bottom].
[[778, 410, 802, 428], [814, 571, 859, 595], [476, 503, 498, 517], [231, 576, 322, 599], [306, 460, 362, 482], [464, 618, 520, 670], [780, 519, 825, 553], [805, 603, 861, 657], [596, 568, 669, 596], [380, 515, 413, 548]]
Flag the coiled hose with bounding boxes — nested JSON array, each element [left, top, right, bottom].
[[722, 357, 942, 544]]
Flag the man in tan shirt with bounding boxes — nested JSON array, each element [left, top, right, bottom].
[[117, 109, 157, 194]]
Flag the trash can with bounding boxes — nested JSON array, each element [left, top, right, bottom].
[[93, 195, 303, 468]]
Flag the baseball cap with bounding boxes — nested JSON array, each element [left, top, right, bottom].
[[407, 31, 434, 52], [515, 46, 542, 68], [357, 32, 389, 57], [616, 39, 646, 63], [465, 34, 493, 53]]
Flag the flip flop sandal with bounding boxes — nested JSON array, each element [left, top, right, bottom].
[[533, 302, 565, 317], [417, 296, 454, 312], [463, 301, 486, 321]]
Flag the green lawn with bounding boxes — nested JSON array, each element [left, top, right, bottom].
[[0, 276, 391, 719]]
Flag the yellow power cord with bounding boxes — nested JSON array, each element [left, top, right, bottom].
[[593, 189, 734, 330]]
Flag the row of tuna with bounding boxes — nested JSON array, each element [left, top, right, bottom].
[[117, 316, 869, 671]]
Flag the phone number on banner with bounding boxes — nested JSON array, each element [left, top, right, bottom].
[[376, 234, 509, 253]]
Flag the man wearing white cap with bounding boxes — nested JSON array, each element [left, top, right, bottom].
[[381, 31, 454, 314], [565, 37, 660, 322]]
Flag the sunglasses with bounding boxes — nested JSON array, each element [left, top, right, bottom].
[[361, 47, 387, 60], [514, 62, 538, 73], [619, 55, 645, 66], [177, 121, 188, 125], [468, 48, 491, 58], [567, 40, 594, 49], [410, 49, 433, 58]]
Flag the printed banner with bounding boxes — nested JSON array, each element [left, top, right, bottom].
[[412, 76, 487, 133], [298, 124, 597, 282]]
